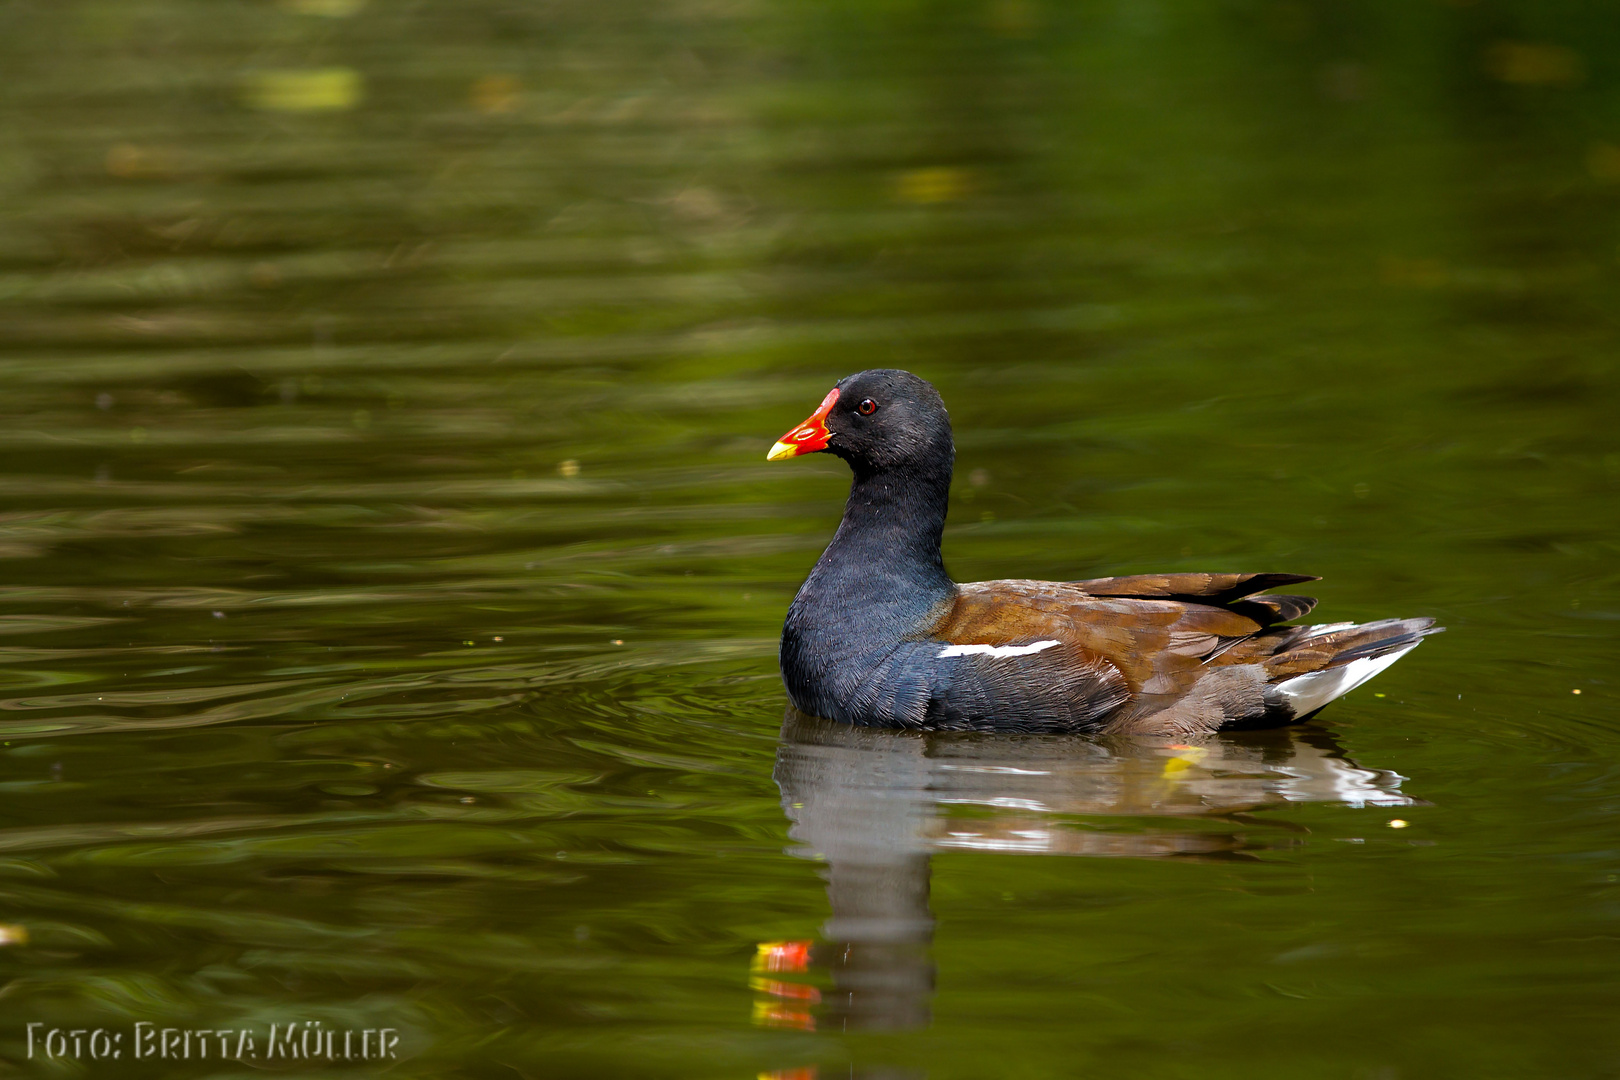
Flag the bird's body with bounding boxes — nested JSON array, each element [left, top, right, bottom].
[[769, 369, 1439, 737]]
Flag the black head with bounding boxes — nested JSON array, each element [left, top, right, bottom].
[[769, 369, 954, 477]]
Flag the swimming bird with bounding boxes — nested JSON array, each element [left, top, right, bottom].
[[766, 369, 1439, 735]]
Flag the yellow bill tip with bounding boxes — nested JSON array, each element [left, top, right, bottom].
[[766, 440, 799, 462]]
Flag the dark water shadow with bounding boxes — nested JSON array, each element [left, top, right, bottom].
[[757, 709, 1420, 1038]]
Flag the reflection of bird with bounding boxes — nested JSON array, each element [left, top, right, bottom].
[[768, 370, 1441, 735], [775, 708, 1417, 863], [765, 707, 1418, 1033]]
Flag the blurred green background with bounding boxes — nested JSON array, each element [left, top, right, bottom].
[[0, 0, 1617, 1077]]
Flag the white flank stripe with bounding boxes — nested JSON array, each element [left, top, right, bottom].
[[1274, 643, 1417, 715], [938, 639, 1062, 659], [1300, 622, 1357, 640]]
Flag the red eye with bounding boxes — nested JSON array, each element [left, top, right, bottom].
[[858, 398, 877, 416]]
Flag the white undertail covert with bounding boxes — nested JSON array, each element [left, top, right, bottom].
[[1273, 643, 1419, 715]]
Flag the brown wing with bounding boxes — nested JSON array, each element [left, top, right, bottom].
[[921, 580, 1137, 731], [927, 577, 1321, 734], [1074, 572, 1319, 604], [1075, 571, 1320, 640]]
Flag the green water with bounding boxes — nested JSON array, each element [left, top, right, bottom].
[[1, 1, 1618, 1076]]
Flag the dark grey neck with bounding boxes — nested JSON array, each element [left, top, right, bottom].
[[780, 451, 956, 724], [795, 454, 957, 636]]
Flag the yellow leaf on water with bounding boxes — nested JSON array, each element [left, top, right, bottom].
[[242, 69, 364, 113], [471, 75, 522, 114], [895, 167, 975, 204], [281, 0, 367, 14], [106, 144, 178, 179], [1484, 41, 1584, 87], [1161, 745, 1208, 776], [1588, 144, 1620, 183], [987, 0, 1038, 37]]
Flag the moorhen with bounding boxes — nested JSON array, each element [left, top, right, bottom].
[[767, 369, 1439, 736]]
